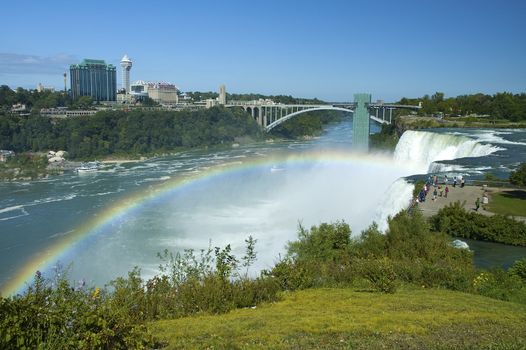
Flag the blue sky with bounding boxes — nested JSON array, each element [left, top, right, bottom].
[[1, 0, 525, 101]]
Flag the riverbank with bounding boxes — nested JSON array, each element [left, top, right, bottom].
[[417, 183, 526, 222], [397, 115, 526, 132]]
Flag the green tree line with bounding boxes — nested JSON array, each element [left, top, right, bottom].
[[0, 107, 261, 159], [399, 92, 526, 121]]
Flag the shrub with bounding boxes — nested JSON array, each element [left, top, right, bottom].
[[355, 258, 399, 293], [509, 162, 526, 186], [287, 221, 352, 264], [266, 258, 317, 291], [431, 201, 526, 246], [0, 270, 155, 350], [420, 263, 472, 291], [509, 257, 526, 282], [472, 269, 526, 304]]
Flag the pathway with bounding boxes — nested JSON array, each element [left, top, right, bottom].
[[417, 184, 526, 222]]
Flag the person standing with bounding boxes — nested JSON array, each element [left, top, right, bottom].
[[433, 187, 438, 201], [445, 186, 449, 198], [475, 197, 480, 211], [461, 177, 465, 188]]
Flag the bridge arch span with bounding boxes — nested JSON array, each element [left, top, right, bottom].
[[265, 106, 353, 132]]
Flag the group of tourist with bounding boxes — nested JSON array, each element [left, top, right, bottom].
[[411, 174, 487, 213], [413, 174, 470, 208]]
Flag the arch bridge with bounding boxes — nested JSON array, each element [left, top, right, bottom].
[[225, 94, 421, 150]]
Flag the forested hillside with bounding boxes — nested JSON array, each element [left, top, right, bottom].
[[0, 107, 261, 158]]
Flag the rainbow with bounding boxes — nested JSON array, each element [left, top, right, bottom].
[[1, 149, 398, 296]]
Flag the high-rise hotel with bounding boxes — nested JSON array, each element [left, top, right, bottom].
[[70, 59, 117, 101]]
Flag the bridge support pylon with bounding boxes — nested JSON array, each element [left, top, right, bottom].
[[352, 93, 371, 151]]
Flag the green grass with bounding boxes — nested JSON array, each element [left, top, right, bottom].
[[151, 286, 526, 349], [488, 190, 526, 217]]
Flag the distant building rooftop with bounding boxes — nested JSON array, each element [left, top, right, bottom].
[[70, 59, 115, 69]]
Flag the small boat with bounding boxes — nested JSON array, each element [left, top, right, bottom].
[[451, 239, 470, 250], [76, 161, 101, 173]]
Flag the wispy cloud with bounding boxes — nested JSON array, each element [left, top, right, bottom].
[[0, 53, 77, 75]]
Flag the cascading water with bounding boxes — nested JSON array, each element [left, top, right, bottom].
[[372, 129, 504, 231], [393, 130, 503, 173]]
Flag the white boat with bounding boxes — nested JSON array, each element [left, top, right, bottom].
[[76, 162, 101, 173]]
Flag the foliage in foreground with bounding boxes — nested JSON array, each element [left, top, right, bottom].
[[430, 201, 526, 246], [151, 288, 526, 350], [0, 271, 155, 350], [2, 211, 526, 349], [0, 237, 279, 349]]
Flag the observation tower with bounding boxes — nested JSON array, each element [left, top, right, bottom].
[[120, 54, 132, 93]]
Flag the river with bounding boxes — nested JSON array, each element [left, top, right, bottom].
[[1, 119, 525, 295]]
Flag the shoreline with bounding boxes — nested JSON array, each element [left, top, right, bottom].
[[99, 159, 142, 164]]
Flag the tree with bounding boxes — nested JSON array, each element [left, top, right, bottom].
[[509, 162, 526, 186], [141, 96, 158, 107], [72, 96, 93, 109], [287, 221, 352, 263]]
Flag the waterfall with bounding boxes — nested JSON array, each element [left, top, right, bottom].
[[373, 178, 416, 232], [373, 130, 503, 232], [393, 130, 503, 173]]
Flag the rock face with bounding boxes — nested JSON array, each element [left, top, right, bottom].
[[47, 150, 67, 163]]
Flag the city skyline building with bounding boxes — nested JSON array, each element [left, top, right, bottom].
[[120, 54, 132, 93], [130, 80, 179, 105], [70, 59, 116, 101]]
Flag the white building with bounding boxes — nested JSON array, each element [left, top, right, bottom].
[[36, 83, 55, 93], [130, 81, 179, 105], [120, 54, 133, 93]]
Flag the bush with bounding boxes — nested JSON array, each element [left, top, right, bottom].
[[420, 263, 472, 291], [0, 271, 155, 350], [356, 258, 399, 293], [509, 162, 526, 186], [287, 221, 352, 264], [509, 257, 526, 282], [431, 202, 526, 245], [266, 258, 317, 291], [472, 269, 526, 304]]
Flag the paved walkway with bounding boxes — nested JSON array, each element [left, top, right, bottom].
[[417, 184, 525, 222]]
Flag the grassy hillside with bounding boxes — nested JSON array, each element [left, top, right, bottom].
[[488, 190, 526, 217], [151, 286, 526, 349]]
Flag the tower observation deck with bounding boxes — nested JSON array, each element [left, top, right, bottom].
[[120, 54, 132, 93]]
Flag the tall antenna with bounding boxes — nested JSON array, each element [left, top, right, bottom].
[[63, 72, 67, 93]]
